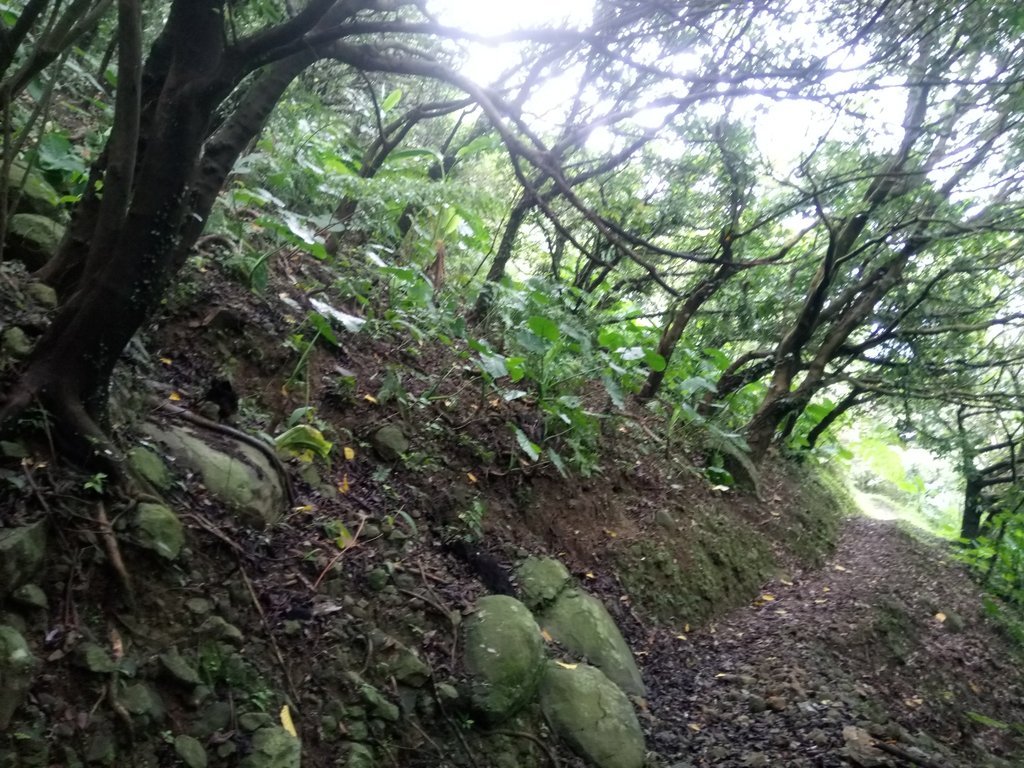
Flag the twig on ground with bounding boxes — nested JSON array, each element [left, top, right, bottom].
[[239, 565, 300, 704], [96, 501, 134, 608], [872, 739, 948, 768]]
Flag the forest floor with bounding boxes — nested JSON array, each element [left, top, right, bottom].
[[637, 516, 1024, 768]]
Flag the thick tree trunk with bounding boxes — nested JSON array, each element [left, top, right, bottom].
[[961, 475, 985, 540]]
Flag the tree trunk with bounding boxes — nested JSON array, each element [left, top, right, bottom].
[[805, 388, 862, 449], [470, 192, 533, 320]]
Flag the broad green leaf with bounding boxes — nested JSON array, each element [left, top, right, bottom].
[[644, 350, 667, 372], [275, 424, 333, 461], [527, 315, 560, 343], [512, 425, 540, 461], [598, 328, 626, 350], [547, 448, 569, 478], [308, 311, 340, 346], [477, 352, 508, 379]]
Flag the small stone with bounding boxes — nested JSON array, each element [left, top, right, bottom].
[[186, 598, 213, 615], [372, 425, 409, 462], [2, 327, 32, 358], [361, 523, 381, 539], [766, 696, 787, 712], [366, 568, 389, 591], [134, 503, 184, 560], [160, 649, 201, 686], [174, 735, 208, 768], [749, 695, 767, 713], [0, 625, 38, 729], [197, 616, 244, 645], [742, 753, 768, 768], [12, 584, 47, 610], [26, 282, 57, 309], [654, 509, 677, 529], [943, 611, 966, 633]]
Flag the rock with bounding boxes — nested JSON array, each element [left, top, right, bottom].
[[238, 726, 301, 768], [842, 725, 887, 767], [5, 214, 64, 270], [462, 595, 545, 724], [748, 695, 767, 713], [741, 753, 768, 768], [0, 625, 38, 729], [366, 568, 389, 592], [239, 713, 275, 731], [174, 735, 208, 768], [12, 584, 47, 610], [357, 681, 400, 722], [25, 281, 57, 309], [537, 587, 645, 697], [766, 695, 787, 712], [517, 557, 573, 610], [539, 662, 645, 768], [371, 425, 409, 462], [127, 446, 172, 491], [120, 683, 164, 719], [133, 503, 184, 559], [160, 649, 202, 686], [197, 616, 244, 645], [6, 162, 62, 219], [383, 642, 431, 687], [141, 422, 285, 528], [943, 610, 965, 633], [654, 509, 677, 529], [2, 327, 32, 358]]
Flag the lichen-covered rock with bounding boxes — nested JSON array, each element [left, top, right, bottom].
[[539, 588, 645, 697], [2, 327, 32, 358], [6, 214, 65, 270], [517, 557, 573, 610], [0, 521, 46, 598], [142, 421, 285, 528], [134, 503, 184, 560], [238, 726, 301, 768], [462, 595, 545, 724], [127, 446, 172, 491], [0, 625, 38, 729], [6, 163, 62, 219], [371, 425, 409, 462], [25, 281, 57, 309], [539, 662, 645, 768]]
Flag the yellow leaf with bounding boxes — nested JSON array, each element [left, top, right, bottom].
[[676, 634, 687, 641], [585, 572, 596, 580], [280, 705, 297, 738], [555, 661, 577, 669], [541, 629, 553, 642], [814, 599, 828, 604], [684, 624, 690, 632], [343, 446, 355, 461], [934, 612, 947, 623], [688, 723, 702, 732], [159, 357, 173, 366], [467, 472, 478, 483], [292, 504, 315, 513], [822, 586, 831, 592], [834, 564, 848, 572], [760, 594, 776, 602], [169, 392, 182, 402], [780, 579, 794, 586], [363, 394, 378, 404], [339, 474, 350, 494], [604, 529, 618, 538]]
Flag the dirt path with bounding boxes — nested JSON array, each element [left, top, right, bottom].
[[637, 517, 1024, 767]]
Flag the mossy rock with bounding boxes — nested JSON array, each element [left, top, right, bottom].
[[133, 503, 184, 560], [127, 446, 172, 491], [539, 662, 645, 768], [0, 625, 38, 729], [5, 214, 65, 270], [462, 595, 545, 724], [517, 557, 573, 610], [538, 587, 644, 697], [6, 163, 62, 219], [238, 727, 301, 768]]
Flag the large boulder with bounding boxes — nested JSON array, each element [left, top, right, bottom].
[[539, 588, 645, 697], [6, 162, 62, 219], [517, 556, 573, 610], [462, 595, 545, 724], [0, 625, 39, 729], [539, 662, 645, 768], [141, 421, 285, 528], [0, 521, 46, 598], [5, 214, 65, 269]]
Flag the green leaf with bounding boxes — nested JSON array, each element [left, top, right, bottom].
[[643, 350, 667, 372], [477, 352, 508, 379], [602, 373, 625, 408], [547, 448, 569, 478], [381, 88, 403, 112], [37, 133, 86, 175], [598, 328, 626, 350], [512, 425, 540, 461], [308, 311, 340, 347], [506, 356, 526, 382], [275, 425, 333, 461], [966, 712, 1010, 730], [527, 315, 560, 343]]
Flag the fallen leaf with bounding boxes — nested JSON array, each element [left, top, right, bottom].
[[292, 504, 315, 513], [555, 661, 577, 670], [338, 475, 350, 494], [363, 394, 378, 404], [688, 723, 702, 732], [343, 446, 355, 460], [159, 357, 173, 365], [467, 472, 478, 483], [834, 564, 848, 572], [169, 392, 182, 402], [760, 594, 776, 602], [676, 634, 688, 641], [541, 629, 553, 642], [934, 612, 947, 623], [814, 599, 828, 604], [585, 572, 596, 580], [280, 705, 297, 738]]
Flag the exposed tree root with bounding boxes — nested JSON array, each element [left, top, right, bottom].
[[96, 501, 135, 608]]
